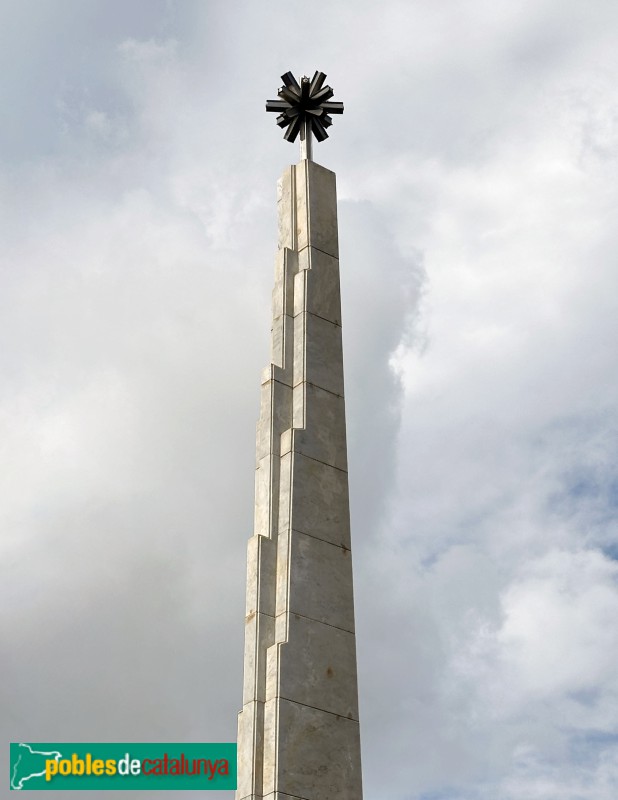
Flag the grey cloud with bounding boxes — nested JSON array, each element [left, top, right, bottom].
[[3, 2, 618, 799]]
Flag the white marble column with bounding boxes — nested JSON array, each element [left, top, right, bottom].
[[237, 159, 363, 800]]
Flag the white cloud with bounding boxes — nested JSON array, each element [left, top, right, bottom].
[[451, 549, 618, 710], [2, 2, 618, 799]]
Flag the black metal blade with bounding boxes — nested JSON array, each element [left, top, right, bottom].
[[276, 105, 297, 127], [283, 116, 302, 143], [309, 71, 327, 96], [311, 85, 334, 104], [278, 86, 301, 105], [280, 72, 301, 97], [310, 116, 329, 142], [266, 99, 290, 113], [320, 101, 344, 114]]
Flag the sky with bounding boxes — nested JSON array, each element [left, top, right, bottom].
[[2, 0, 618, 798]]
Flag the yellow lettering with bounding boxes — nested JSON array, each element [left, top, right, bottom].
[[92, 759, 104, 775], [45, 760, 58, 782], [71, 754, 85, 775], [105, 759, 117, 776]]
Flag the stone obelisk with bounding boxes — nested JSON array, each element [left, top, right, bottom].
[[236, 72, 362, 800]]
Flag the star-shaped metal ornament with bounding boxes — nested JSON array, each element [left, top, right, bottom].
[[266, 71, 344, 147]]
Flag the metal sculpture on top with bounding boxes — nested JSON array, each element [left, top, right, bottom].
[[266, 71, 344, 161]]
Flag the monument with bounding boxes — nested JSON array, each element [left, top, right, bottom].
[[236, 71, 363, 800]]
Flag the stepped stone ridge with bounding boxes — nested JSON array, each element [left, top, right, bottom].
[[236, 158, 363, 800]]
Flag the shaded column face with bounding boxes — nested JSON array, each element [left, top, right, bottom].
[[237, 160, 363, 800]]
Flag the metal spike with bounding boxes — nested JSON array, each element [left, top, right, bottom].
[[280, 71, 301, 97], [309, 71, 327, 96], [278, 86, 301, 105], [266, 99, 290, 113], [310, 116, 329, 142], [320, 101, 344, 114], [311, 85, 334, 104], [283, 116, 302, 143]]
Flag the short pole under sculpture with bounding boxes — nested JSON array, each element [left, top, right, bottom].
[[299, 119, 312, 162], [236, 71, 362, 800]]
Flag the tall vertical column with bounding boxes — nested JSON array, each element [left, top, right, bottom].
[[237, 159, 363, 800]]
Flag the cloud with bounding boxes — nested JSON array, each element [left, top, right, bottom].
[[2, 2, 618, 799]]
